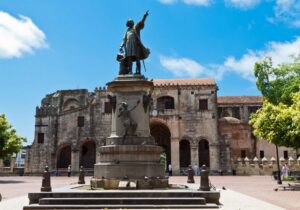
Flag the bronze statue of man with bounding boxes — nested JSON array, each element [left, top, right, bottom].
[[118, 11, 150, 75]]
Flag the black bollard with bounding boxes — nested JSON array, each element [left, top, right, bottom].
[[78, 166, 85, 184], [199, 165, 210, 191], [41, 166, 52, 192], [187, 165, 195, 183]]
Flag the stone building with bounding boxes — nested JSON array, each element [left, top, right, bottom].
[[25, 78, 295, 175]]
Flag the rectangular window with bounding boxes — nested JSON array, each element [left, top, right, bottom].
[[248, 106, 260, 115], [37, 133, 44, 144], [104, 102, 112, 114], [241, 150, 246, 158], [284, 150, 288, 159], [77, 116, 84, 127], [21, 154, 26, 159], [199, 99, 208, 111], [260, 150, 265, 159], [232, 107, 240, 119]]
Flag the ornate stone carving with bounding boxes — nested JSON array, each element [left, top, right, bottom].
[[118, 100, 140, 141]]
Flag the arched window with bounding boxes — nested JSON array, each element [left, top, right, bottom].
[[157, 96, 175, 110]]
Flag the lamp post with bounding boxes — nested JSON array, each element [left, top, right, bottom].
[[275, 144, 282, 185]]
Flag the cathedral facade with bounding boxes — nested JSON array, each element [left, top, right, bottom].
[[25, 78, 294, 175]]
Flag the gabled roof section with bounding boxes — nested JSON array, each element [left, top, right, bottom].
[[153, 78, 215, 87], [218, 96, 263, 105]]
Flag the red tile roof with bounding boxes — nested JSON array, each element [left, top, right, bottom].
[[218, 96, 262, 105], [153, 78, 215, 86]]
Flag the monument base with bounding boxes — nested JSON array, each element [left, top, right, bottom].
[[92, 144, 168, 189], [90, 177, 169, 189]]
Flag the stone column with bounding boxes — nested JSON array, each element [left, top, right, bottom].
[[10, 157, 16, 173], [171, 137, 180, 175], [243, 105, 249, 122], [71, 148, 80, 173], [190, 143, 198, 166], [209, 143, 220, 172], [225, 145, 232, 173]]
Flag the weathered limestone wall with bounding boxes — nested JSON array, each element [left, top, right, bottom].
[[232, 156, 300, 175], [26, 89, 110, 174], [26, 79, 296, 175], [218, 119, 253, 158], [0, 157, 24, 176], [256, 140, 294, 159], [151, 83, 219, 174]]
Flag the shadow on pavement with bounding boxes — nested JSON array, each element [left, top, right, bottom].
[[0, 180, 25, 184]]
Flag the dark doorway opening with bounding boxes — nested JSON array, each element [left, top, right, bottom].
[[57, 145, 71, 169], [80, 141, 96, 168], [198, 139, 210, 167], [150, 120, 171, 167], [180, 139, 191, 168]]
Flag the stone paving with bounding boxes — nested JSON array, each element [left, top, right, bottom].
[[200, 176, 299, 210], [0, 175, 299, 210]]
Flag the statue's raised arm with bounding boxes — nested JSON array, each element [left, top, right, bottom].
[[135, 11, 149, 32]]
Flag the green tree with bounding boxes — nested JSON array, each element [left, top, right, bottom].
[[0, 114, 26, 159], [250, 93, 300, 148], [254, 56, 300, 105], [250, 57, 300, 148]]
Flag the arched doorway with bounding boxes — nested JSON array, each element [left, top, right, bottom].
[[80, 141, 96, 168], [57, 145, 71, 169], [150, 119, 171, 166], [180, 139, 191, 168], [198, 139, 210, 167]]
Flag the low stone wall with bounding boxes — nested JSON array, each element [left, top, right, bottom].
[[0, 157, 25, 176], [231, 156, 300, 175]]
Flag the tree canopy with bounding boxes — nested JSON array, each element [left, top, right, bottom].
[[254, 56, 300, 105], [0, 114, 26, 159], [250, 92, 300, 147], [250, 57, 300, 148]]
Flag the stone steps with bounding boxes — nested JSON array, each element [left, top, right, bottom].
[[24, 203, 219, 209], [24, 190, 220, 209], [28, 191, 219, 203], [39, 197, 206, 205]]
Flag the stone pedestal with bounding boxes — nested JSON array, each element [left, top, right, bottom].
[[91, 75, 168, 189]]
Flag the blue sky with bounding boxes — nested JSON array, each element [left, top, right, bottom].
[[1, 0, 300, 144]]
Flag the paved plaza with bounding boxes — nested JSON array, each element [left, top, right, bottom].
[[0, 175, 299, 210]]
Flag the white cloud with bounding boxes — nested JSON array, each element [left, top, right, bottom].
[[158, 0, 178, 4], [225, 37, 300, 80], [160, 37, 300, 81], [225, 0, 261, 9], [159, 56, 226, 79], [160, 56, 205, 77], [157, 0, 212, 6], [271, 0, 300, 27], [182, 0, 212, 6], [0, 11, 47, 59]]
